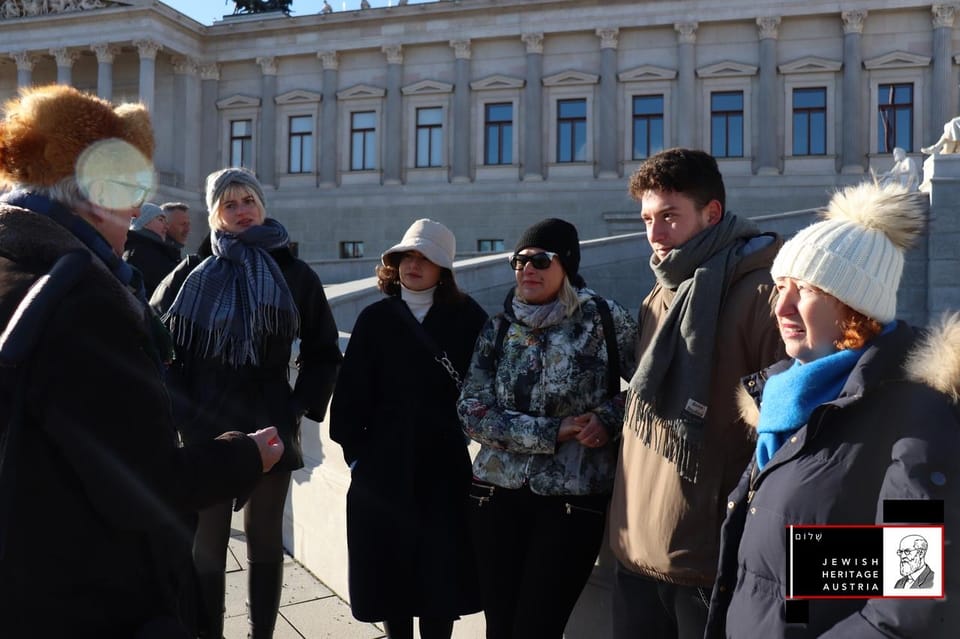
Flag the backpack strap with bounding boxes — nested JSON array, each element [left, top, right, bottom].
[[0, 250, 91, 558]]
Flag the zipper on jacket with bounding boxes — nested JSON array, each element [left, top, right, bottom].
[[564, 502, 604, 516], [746, 407, 833, 504], [469, 482, 495, 507]]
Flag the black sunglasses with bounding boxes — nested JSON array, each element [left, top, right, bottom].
[[509, 251, 558, 271]]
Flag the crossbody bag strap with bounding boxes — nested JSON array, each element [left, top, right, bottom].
[[390, 296, 463, 391], [0, 250, 92, 559], [592, 296, 621, 398]]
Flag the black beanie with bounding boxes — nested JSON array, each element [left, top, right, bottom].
[[514, 218, 582, 286]]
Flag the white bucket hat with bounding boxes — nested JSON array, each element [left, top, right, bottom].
[[381, 219, 456, 270]]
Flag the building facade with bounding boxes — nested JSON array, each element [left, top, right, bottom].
[[1, 0, 957, 274]]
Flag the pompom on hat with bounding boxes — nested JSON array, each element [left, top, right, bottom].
[[382, 219, 456, 271], [771, 181, 927, 323], [0, 84, 154, 190]]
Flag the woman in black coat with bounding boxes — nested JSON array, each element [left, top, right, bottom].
[[705, 182, 960, 638], [330, 219, 486, 639], [151, 168, 341, 639]]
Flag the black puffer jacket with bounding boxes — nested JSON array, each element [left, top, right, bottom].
[[151, 244, 341, 472], [706, 318, 960, 638]]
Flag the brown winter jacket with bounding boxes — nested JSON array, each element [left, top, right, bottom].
[[609, 232, 785, 587]]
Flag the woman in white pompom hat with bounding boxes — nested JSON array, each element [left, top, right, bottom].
[[331, 219, 486, 639], [706, 181, 960, 638]]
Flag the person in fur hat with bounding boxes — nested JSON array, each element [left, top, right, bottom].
[[704, 181, 960, 638], [0, 85, 283, 637]]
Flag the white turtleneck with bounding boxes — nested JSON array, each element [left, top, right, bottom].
[[401, 284, 436, 322]]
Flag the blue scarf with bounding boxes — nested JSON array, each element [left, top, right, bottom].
[[0, 190, 147, 304], [754, 347, 865, 470], [162, 218, 299, 367]]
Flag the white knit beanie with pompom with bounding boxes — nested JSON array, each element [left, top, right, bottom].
[[770, 181, 927, 322]]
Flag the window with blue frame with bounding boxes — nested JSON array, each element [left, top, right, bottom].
[[710, 91, 744, 158], [484, 103, 513, 165], [792, 88, 826, 156], [878, 83, 913, 153], [632, 95, 664, 160], [556, 99, 587, 163]]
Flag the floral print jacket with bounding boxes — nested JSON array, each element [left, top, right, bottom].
[[457, 288, 638, 496]]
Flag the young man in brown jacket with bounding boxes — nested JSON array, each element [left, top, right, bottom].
[[608, 148, 784, 639]]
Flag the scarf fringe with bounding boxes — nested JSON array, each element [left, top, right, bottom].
[[626, 389, 703, 483], [167, 306, 298, 368]]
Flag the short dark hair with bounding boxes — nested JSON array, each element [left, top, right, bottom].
[[628, 148, 726, 213]]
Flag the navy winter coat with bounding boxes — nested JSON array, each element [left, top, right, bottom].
[[706, 319, 960, 638]]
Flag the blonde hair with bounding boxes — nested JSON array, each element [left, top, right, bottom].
[[208, 183, 266, 231]]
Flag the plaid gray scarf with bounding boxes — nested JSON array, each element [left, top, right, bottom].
[[626, 214, 759, 482], [162, 218, 299, 367]]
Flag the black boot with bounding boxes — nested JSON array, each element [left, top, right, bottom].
[[247, 561, 284, 639], [196, 571, 226, 639]]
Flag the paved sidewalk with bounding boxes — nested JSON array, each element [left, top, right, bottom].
[[223, 511, 384, 639]]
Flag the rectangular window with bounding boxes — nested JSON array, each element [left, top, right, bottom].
[[710, 91, 744, 158], [230, 119, 252, 168], [484, 103, 513, 165], [288, 115, 313, 174], [350, 111, 377, 171], [632, 95, 664, 160], [878, 83, 914, 153], [556, 99, 587, 163], [415, 107, 443, 168], [477, 239, 505, 252], [792, 88, 827, 156], [340, 241, 364, 259]]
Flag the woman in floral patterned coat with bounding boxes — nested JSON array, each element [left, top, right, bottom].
[[457, 218, 638, 639]]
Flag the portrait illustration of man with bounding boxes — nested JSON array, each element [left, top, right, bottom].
[[894, 534, 935, 589]]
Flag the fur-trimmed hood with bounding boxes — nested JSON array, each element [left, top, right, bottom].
[[0, 203, 146, 326], [737, 314, 960, 429]]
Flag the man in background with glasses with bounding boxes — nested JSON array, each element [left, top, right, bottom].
[[608, 148, 784, 639]]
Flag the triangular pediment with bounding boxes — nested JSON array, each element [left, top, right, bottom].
[[336, 84, 386, 100], [618, 65, 677, 82], [778, 56, 842, 74], [275, 89, 323, 105], [864, 51, 930, 70], [401, 79, 454, 96], [470, 74, 525, 91], [542, 70, 599, 87], [696, 61, 758, 78], [216, 94, 261, 109]]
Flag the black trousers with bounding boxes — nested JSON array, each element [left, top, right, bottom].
[[469, 481, 608, 639], [611, 560, 710, 639]]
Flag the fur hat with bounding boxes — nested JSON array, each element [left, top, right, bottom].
[[514, 217, 582, 286], [382, 219, 456, 270], [771, 181, 927, 323], [0, 84, 154, 188]]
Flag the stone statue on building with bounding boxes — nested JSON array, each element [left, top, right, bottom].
[[0, 0, 106, 17], [360, 0, 371, 8], [321, 0, 332, 13], [879, 147, 920, 192], [228, 0, 292, 16], [921, 115, 960, 155]]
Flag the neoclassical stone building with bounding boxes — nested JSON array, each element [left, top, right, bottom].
[[1, 0, 957, 275]]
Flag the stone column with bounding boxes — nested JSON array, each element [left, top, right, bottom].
[[924, 155, 960, 323], [841, 10, 867, 174], [450, 39, 472, 183], [522, 32, 544, 181], [931, 5, 956, 147], [172, 56, 201, 189], [756, 17, 781, 174], [12, 51, 34, 88], [674, 23, 697, 149], [257, 56, 279, 187], [199, 63, 221, 181], [596, 28, 619, 178], [91, 43, 118, 101], [50, 48, 77, 86], [134, 39, 161, 114], [382, 44, 404, 185], [318, 51, 340, 188]]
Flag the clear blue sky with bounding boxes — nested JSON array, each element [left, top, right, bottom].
[[162, 0, 431, 26]]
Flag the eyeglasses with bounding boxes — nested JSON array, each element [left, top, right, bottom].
[[896, 548, 921, 556], [509, 251, 558, 271]]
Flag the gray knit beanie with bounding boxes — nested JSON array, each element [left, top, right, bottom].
[[205, 167, 266, 214]]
